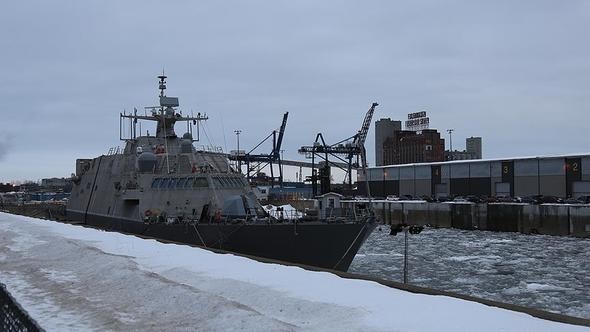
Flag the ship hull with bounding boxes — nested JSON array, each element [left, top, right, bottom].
[[67, 210, 375, 271]]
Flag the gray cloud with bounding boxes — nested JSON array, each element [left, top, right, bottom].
[[1, 1, 589, 182], [0, 137, 9, 162]]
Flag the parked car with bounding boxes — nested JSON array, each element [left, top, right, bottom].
[[419, 195, 435, 202], [496, 196, 515, 203], [563, 197, 583, 204], [436, 196, 452, 202], [482, 196, 498, 203], [537, 195, 562, 204], [514, 196, 532, 204], [465, 195, 483, 203]]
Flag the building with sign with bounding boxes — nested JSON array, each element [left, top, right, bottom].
[[377, 110, 445, 165], [357, 153, 590, 199]]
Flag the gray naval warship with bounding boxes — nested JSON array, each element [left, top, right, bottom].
[[66, 74, 375, 271]]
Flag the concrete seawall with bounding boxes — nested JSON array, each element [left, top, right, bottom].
[[346, 201, 590, 237]]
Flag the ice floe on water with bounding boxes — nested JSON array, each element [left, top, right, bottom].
[[444, 255, 502, 262], [452, 277, 481, 284], [524, 283, 571, 292], [350, 227, 590, 319]]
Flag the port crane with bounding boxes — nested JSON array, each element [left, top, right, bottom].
[[298, 102, 378, 196], [229, 112, 289, 187]]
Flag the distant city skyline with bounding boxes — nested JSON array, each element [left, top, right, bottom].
[[1, 1, 589, 183]]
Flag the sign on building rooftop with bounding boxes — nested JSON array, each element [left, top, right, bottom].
[[405, 111, 430, 131]]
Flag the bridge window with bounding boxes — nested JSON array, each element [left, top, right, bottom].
[[212, 177, 222, 188], [151, 178, 162, 188], [233, 177, 241, 187], [174, 178, 183, 188], [193, 177, 209, 188]]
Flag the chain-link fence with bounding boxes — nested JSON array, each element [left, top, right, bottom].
[[1, 283, 43, 332]]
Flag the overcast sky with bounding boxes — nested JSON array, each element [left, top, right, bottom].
[[1, 1, 589, 183]]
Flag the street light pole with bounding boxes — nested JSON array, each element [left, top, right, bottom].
[[447, 129, 455, 161], [234, 129, 242, 172]]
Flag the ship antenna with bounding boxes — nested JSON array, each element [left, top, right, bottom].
[[158, 71, 167, 98], [157, 71, 171, 174]]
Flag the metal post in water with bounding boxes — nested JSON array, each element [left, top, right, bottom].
[[403, 226, 408, 284]]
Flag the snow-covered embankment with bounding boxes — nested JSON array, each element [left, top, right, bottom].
[[0, 212, 587, 331]]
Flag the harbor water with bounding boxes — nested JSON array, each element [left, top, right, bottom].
[[349, 227, 590, 319]]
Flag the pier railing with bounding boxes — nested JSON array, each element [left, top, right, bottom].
[[0, 283, 44, 332]]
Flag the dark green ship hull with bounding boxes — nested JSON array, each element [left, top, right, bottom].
[[67, 210, 375, 271]]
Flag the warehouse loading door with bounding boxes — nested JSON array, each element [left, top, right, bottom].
[[495, 182, 511, 197], [573, 181, 590, 197], [435, 183, 447, 198]]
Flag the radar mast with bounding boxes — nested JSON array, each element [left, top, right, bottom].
[[119, 74, 208, 141]]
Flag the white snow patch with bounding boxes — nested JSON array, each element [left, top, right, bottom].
[[39, 268, 79, 284], [0, 271, 95, 331], [5, 232, 47, 252], [0, 212, 587, 332], [263, 204, 303, 220]]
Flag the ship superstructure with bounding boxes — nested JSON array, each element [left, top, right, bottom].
[[68, 74, 261, 224]]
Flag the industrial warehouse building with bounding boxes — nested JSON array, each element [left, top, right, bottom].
[[358, 153, 590, 198]]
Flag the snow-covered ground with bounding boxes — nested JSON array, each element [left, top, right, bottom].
[[0, 212, 587, 331], [350, 227, 590, 319]]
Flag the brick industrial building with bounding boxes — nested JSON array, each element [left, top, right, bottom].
[[375, 116, 482, 165], [382, 129, 445, 165]]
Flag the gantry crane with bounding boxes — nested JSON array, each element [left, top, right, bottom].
[[298, 103, 378, 196], [229, 112, 289, 187]]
